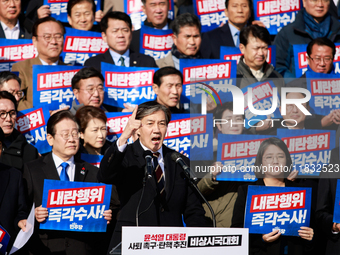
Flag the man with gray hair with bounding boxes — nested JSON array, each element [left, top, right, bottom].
[[99, 101, 205, 251], [156, 13, 202, 69], [0, 71, 24, 105]]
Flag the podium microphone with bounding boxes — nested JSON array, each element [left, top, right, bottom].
[[171, 152, 198, 183], [143, 150, 153, 179]]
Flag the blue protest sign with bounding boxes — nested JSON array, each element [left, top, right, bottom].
[[106, 112, 131, 143], [180, 59, 237, 106], [139, 26, 173, 60], [193, 0, 227, 33], [0, 39, 37, 71], [16, 107, 51, 154], [0, 225, 10, 255], [253, 0, 301, 35], [220, 45, 276, 67], [44, 0, 101, 23], [102, 63, 158, 108], [81, 154, 104, 168], [216, 134, 272, 182], [241, 80, 281, 129], [277, 129, 336, 176], [41, 180, 112, 232], [333, 179, 340, 223], [61, 27, 108, 66], [32, 65, 81, 110], [245, 185, 312, 236], [125, 0, 174, 31], [306, 72, 340, 116]]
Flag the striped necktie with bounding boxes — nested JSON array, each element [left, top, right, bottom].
[[153, 152, 165, 196]]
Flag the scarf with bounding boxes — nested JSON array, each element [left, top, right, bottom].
[[303, 8, 331, 39], [171, 44, 201, 59]]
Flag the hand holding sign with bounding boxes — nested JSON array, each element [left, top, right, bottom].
[[262, 229, 281, 243], [37, 5, 51, 19], [103, 209, 112, 224], [119, 106, 141, 146], [35, 205, 48, 223], [298, 226, 313, 241]]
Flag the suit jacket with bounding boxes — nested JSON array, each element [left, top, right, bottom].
[[200, 22, 235, 59], [156, 51, 175, 68], [12, 57, 66, 111], [0, 164, 28, 251], [84, 50, 157, 72], [99, 139, 206, 249], [0, 17, 32, 39], [23, 152, 103, 255], [316, 147, 340, 255]]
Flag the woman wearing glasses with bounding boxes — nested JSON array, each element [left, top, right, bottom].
[[231, 137, 314, 254]]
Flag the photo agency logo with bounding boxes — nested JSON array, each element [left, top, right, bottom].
[[197, 83, 312, 128]]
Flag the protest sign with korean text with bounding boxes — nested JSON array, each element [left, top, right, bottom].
[[44, 0, 101, 23], [277, 129, 336, 176], [102, 63, 158, 108], [0, 225, 10, 255], [216, 134, 272, 182], [125, 0, 174, 31], [241, 81, 281, 129], [0, 39, 37, 72], [332, 179, 340, 223], [253, 0, 301, 35], [33, 65, 80, 110], [220, 45, 276, 67], [106, 112, 130, 143], [193, 0, 228, 33], [306, 72, 340, 116], [180, 59, 237, 106], [245, 185, 311, 236], [61, 27, 108, 66], [16, 107, 51, 154], [81, 154, 104, 168], [139, 26, 173, 60], [40, 180, 112, 232]]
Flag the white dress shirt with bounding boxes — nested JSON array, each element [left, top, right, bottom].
[[39, 58, 59, 65], [1, 20, 20, 39], [52, 153, 76, 181]]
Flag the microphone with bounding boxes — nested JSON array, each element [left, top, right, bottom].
[[171, 152, 198, 183], [143, 150, 153, 179]]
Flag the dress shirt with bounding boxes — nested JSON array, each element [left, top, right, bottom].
[[39, 58, 58, 65], [109, 49, 130, 67], [1, 20, 20, 39], [52, 153, 76, 181], [243, 58, 264, 81], [228, 22, 241, 47]]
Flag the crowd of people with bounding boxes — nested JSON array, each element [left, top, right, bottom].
[[1, 0, 340, 254]]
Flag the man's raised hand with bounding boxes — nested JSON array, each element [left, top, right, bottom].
[[119, 106, 141, 146]]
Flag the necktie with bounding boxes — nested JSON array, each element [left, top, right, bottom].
[[235, 32, 240, 47], [60, 162, 69, 181], [119, 56, 125, 67], [153, 152, 165, 196]]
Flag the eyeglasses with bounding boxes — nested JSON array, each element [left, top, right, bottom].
[[263, 155, 286, 163], [36, 33, 64, 42], [308, 0, 330, 3], [77, 86, 105, 95], [8, 90, 24, 98], [309, 56, 333, 64], [1, 0, 20, 5], [286, 103, 308, 111], [0, 110, 16, 119], [56, 131, 79, 140]]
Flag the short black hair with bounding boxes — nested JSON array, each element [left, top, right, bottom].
[[307, 37, 336, 58], [214, 102, 245, 120], [225, 0, 254, 24], [136, 101, 171, 125], [153, 67, 183, 87], [67, 0, 96, 17], [240, 24, 271, 47], [71, 67, 104, 90], [171, 13, 201, 36], [100, 11, 132, 33], [47, 110, 79, 137], [0, 91, 17, 111], [32, 17, 65, 37], [0, 71, 21, 88]]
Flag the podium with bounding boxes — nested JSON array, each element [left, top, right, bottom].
[[119, 227, 248, 255]]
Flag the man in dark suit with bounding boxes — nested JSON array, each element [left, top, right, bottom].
[[23, 110, 112, 255], [99, 101, 206, 252], [12, 17, 67, 111], [84, 11, 157, 72]]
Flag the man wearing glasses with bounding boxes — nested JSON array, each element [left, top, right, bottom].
[[70, 67, 106, 114], [12, 17, 66, 111], [0, 91, 38, 171], [0, 71, 24, 105]]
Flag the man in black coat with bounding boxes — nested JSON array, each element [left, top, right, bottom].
[[84, 11, 157, 72], [99, 101, 206, 252]]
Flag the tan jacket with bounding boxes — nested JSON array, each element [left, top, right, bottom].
[[156, 51, 175, 68]]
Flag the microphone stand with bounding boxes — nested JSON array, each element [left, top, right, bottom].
[[135, 166, 148, 227]]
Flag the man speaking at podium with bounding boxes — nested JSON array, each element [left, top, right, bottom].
[[99, 101, 206, 252]]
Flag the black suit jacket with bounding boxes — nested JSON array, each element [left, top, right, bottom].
[[84, 50, 157, 72], [0, 164, 28, 251], [0, 16, 32, 39], [316, 147, 340, 255], [200, 22, 235, 59], [99, 139, 206, 249], [23, 152, 103, 255]]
